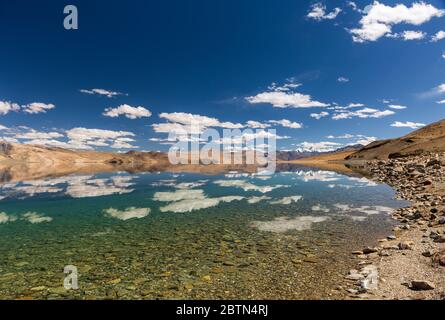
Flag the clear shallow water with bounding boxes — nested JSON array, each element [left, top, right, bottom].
[[0, 167, 408, 299]]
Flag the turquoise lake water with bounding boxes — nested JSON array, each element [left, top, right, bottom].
[[0, 167, 408, 299]]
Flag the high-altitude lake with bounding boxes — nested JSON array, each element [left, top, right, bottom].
[[0, 166, 408, 299]]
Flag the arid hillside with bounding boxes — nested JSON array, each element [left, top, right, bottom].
[[346, 119, 445, 160]]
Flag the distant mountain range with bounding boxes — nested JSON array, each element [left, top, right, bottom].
[[0, 140, 365, 165], [1, 117, 444, 172], [276, 144, 364, 161]]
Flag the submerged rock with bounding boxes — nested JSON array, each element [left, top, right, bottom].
[[359, 265, 379, 292], [362, 247, 378, 254], [410, 280, 435, 291]]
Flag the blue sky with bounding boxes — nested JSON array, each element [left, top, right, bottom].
[[0, 0, 444, 152]]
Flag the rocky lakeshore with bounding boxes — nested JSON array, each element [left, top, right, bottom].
[[343, 153, 445, 300]]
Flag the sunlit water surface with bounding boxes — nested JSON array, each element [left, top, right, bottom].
[[0, 167, 408, 299]]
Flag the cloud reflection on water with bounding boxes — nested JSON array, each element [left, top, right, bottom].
[[0, 175, 137, 200]]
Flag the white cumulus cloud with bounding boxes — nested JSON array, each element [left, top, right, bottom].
[[246, 120, 271, 129], [152, 113, 245, 142], [246, 82, 329, 108], [332, 108, 395, 120], [350, 1, 444, 43], [15, 129, 64, 140], [268, 119, 303, 129], [307, 3, 342, 21], [310, 112, 329, 120], [325, 134, 377, 146], [399, 30, 426, 40], [0, 101, 20, 115], [431, 30, 445, 42], [158, 112, 243, 129], [390, 121, 425, 129], [80, 88, 126, 98], [0, 101, 55, 115], [22, 102, 55, 114], [388, 104, 407, 109], [66, 127, 137, 149], [103, 104, 152, 119]]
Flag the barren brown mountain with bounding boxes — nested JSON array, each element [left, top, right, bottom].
[[346, 119, 445, 160], [0, 142, 259, 182]]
